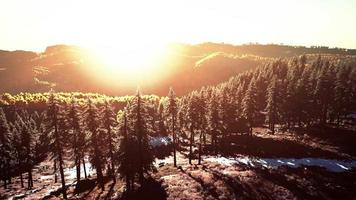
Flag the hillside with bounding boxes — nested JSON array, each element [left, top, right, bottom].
[[1, 43, 355, 96]]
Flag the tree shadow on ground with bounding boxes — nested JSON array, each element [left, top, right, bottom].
[[305, 126, 356, 158], [154, 144, 173, 159], [252, 165, 356, 200], [73, 179, 97, 195], [120, 177, 167, 200], [73, 176, 113, 199], [200, 166, 268, 200], [179, 167, 220, 199], [205, 134, 342, 159], [198, 162, 356, 200], [103, 181, 116, 200]]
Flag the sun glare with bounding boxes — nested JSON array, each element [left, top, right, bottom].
[[87, 42, 171, 84], [94, 44, 165, 74]]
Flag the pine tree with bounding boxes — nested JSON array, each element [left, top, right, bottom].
[[197, 90, 207, 165], [266, 77, 279, 134], [45, 91, 68, 199], [20, 120, 35, 189], [207, 90, 220, 154], [32, 111, 49, 162], [117, 110, 137, 191], [219, 86, 237, 140], [10, 114, 25, 188], [0, 108, 13, 189], [167, 87, 178, 167], [334, 65, 350, 127], [157, 101, 167, 136], [85, 97, 105, 190], [67, 95, 84, 182], [187, 92, 199, 164], [102, 99, 117, 181], [314, 63, 334, 126], [242, 77, 258, 135], [126, 90, 154, 184]]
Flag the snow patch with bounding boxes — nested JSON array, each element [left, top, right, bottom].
[[204, 156, 356, 172], [150, 136, 172, 147]]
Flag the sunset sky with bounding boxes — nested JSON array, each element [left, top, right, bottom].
[[1, 0, 356, 52]]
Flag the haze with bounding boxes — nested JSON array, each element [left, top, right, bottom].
[[1, 0, 356, 52]]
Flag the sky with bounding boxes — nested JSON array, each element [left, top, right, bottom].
[[1, 0, 356, 52]]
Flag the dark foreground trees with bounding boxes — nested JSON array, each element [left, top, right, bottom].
[[0, 54, 355, 197], [0, 108, 13, 189], [102, 99, 117, 181], [67, 95, 85, 183], [45, 91, 68, 199], [85, 97, 106, 190], [117, 90, 154, 191], [167, 88, 178, 167]]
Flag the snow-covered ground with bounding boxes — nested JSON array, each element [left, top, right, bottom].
[[38, 157, 95, 183], [204, 156, 356, 172], [64, 160, 95, 181], [150, 136, 172, 147]]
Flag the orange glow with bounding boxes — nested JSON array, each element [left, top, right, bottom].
[[85, 43, 179, 86], [91, 44, 166, 76]]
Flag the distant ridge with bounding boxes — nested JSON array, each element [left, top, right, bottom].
[[1, 43, 355, 96]]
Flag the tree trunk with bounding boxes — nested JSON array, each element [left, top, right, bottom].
[[189, 125, 194, 165], [76, 157, 81, 182], [337, 115, 340, 128], [108, 127, 115, 182], [28, 169, 33, 189], [3, 179, 6, 189], [82, 158, 88, 179], [95, 157, 104, 190], [198, 142, 202, 165], [212, 128, 217, 155], [198, 130, 204, 165], [198, 133, 202, 165], [271, 123, 275, 134], [58, 155, 67, 199], [54, 160, 57, 183], [203, 132, 206, 146], [173, 116, 177, 167], [20, 173, 24, 188]]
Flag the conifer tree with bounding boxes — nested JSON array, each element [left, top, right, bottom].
[[20, 120, 35, 189], [167, 87, 178, 167], [67, 95, 85, 182], [10, 114, 25, 188], [126, 90, 154, 184], [85, 97, 105, 190], [0, 108, 13, 189], [102, 99, 117, 181], [197, 90, 207, 165], [187, 92, 199, 164], [117, 110, 137, 191], [207, 90, 220, 154], [266, 77, 279, 134], [242, 77, 258, 135], [32, 111, 49, 162], [334, 66, 350, 127], [314, 63, 334, 126], [45, 91, 68, 199], [157, 101, 167, 136]]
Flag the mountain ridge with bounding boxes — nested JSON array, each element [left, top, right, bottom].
[[1, 43, 355, 96]]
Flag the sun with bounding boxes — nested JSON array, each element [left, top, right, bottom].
[[88, 42, 168, 82]]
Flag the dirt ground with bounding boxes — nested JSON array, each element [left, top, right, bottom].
[[1, 126, 356, 200]]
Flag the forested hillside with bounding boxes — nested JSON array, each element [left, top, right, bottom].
[[1, 43, 355, 95], [1, 54, 356, 199]]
